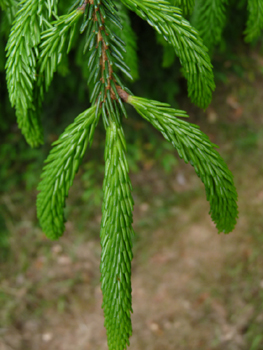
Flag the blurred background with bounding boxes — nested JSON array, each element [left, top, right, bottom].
[[1, 1, 263, 349]]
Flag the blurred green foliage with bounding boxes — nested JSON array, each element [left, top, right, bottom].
[[0, 210, 9, 262]]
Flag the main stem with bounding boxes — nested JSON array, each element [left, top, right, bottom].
[[90, 1, 134, 348]]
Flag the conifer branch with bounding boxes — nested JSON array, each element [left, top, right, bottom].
[[37, 105, 100, 240], [2, 1, 241, 348], [5, 0, 44, 147], [0, 0, 17, 23], [245, 0, 263, 42], [192, 0, 228, 49], [120, 0, 215, 109], [39, 9, 84, 93], [101, 122, 134, 350], [171, 0, 195, 15], [128, 96, 238, 233], [5, 0, 59, 147], [110, 0, 139, 80], [84, 3, 135, 347], [84, 0, 130, 125]]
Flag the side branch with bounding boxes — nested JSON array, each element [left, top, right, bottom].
[[117, 86, 130, 103], [101, 122, 134, 349], [77, 0, 89, 12]]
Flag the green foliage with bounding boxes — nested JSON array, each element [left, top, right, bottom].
[[245, 0, 263, 42], [192, 0, 263, 49], [128, 96, 238, 233], [110, 1, 139, 80], [4, 0, 61, 147], [1, 0, 246, 348], [192, 0, 228, 49], [101, 122, 133, 350], [81, 0, 131, 124], [120, 0, 215, 109], [5, 0, 44, 147], [171, 0, 195, 15], [39, 9, 83, 94], [159, 39, 176, 68], [37, 105, 100, 240], [0, 0, 17, 23]]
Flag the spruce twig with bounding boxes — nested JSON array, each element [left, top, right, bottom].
[[101, 122, 134, 350], [2, 1, 241, 348]]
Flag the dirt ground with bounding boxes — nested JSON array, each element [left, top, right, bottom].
[[1, 68, 263, 350]]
